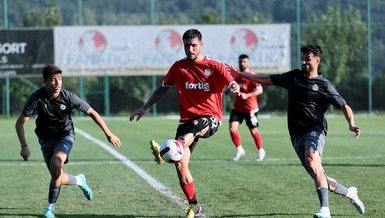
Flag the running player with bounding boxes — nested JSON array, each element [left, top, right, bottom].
[[15, 64, 121, 218], [229, 45, 365, 218]]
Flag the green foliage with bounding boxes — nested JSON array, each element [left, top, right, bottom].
[[2, 0, 384, 114], [372, 74, 385, 110], [304, 6, 366, 86], [20, 0, 60, 27]]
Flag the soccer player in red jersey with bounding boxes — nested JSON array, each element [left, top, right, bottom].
[[229, 45, 364, 217], [130, 28, 240, 218], [229, 54, 265, 161]]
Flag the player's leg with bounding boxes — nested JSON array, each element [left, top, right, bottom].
[[43, 151, 67, 218], [245, 111, 265, 161], [326, 173, 365, 214], [40, 139, 60, 218], [55, 134, 93, 200], [291, 132, 330, 218], [174, 128, 201, 218], [175, 116, 219, 217], [229, 110, 245, 161], [304, 132, 331, 218], [175, 150, 202, 218]]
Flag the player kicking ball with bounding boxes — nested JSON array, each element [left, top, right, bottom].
[[130, 28, 240, 218]]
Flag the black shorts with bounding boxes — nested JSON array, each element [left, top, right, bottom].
[[175, 115, 220, 152], [229, 109, 260, 128], [39, 134, 74, 169]]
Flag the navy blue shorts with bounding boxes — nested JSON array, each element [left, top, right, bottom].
[[290, 130, 326, 167], [39, 134, 74, 168]]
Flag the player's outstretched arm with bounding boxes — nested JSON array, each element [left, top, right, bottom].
[[342, 104, 360, 140], [225, 63, 273, 85], [87, 107, 122, 148], [15, 114, 31, 161], [129, 85, 170, 121]]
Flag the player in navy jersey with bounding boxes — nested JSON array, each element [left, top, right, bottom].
[[15, 64, 121, 218], [229, 45, 364, 218]]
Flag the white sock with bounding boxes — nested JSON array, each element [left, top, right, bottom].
[[75, 175, 83, 186], [320, 206, 330, 213], [46, 203, 55, 211]]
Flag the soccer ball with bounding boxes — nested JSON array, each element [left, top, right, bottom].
[[160, 139, 184, 163]]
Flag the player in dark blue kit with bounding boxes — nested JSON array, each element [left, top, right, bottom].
[[15, 64, 121, 218], [229, 45, 365, 218]]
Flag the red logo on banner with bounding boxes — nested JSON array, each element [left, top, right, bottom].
[[79, 30, 107, 56], [230, 28, 258, 54], [155, 29, 182, 55]]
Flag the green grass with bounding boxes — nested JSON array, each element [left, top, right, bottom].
[[0, 114, 384, 217]]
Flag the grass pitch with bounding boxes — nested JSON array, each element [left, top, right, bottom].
[[0, 114, 384, 217]]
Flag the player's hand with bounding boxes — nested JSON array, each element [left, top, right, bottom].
[[225, 63, 238, 77], [228, 82, 240, 96], [108, 134, 122, 148], [129, 107, 146, 121], [20, 145, 30, 161], [349, 126, 360, 140], [239, 92, 248, 100]]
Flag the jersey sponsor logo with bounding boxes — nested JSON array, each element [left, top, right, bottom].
[[312, 84, 319, 91], [60, 104, 66, 110], [184, 82, 210, 92]]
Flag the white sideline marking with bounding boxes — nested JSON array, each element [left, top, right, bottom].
[[75, 128, 187, 209]]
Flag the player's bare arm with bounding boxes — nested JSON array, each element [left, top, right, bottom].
[[87, 107, 122, 148], [15, 114, 31, 161], [238, 72, 273, 86], [341, 104, 360, 139], [225, 63, 273, 85], [129, 85, 170, 121]]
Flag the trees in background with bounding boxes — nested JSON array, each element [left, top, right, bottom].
[[2, 0, 384, 115]]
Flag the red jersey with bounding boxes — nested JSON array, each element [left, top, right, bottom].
[[233, 70, 262, 113], [163, 56, 234, 122]]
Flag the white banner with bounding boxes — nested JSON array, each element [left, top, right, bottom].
[[54, 24, 290, 76]]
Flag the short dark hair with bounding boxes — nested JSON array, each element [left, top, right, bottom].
[[301, 45, 322, 58], [42, 64, 62, 80], [182, 29, 202, 41], [239, 54, 249, 60]]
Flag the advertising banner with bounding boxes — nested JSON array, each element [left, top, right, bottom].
[[54, 24, 291, 76], [0, 29, 54, 77]]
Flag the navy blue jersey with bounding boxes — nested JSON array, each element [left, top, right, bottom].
[[22, 87, 90, 139], [270, 69, 346, 136]]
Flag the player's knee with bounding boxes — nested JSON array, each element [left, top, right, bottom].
[[326, 176, 337, 192], [49, 156, 63, 178]]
